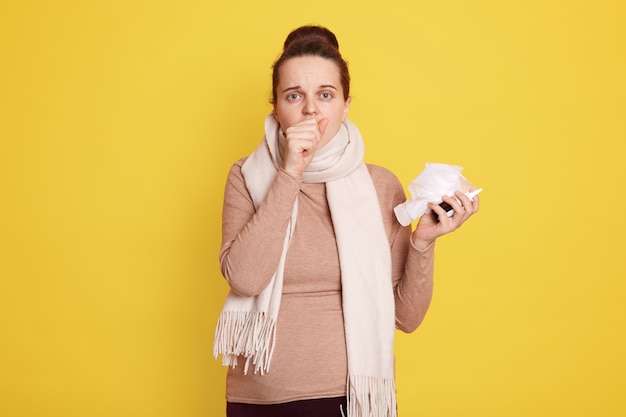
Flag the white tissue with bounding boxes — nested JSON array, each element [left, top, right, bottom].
[[394, 163, 472, 226]]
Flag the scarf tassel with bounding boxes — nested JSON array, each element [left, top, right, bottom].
[[213, 310, 277, 375], [347, 375, 398, 417]]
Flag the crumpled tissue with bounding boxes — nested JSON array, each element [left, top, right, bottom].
[[394, 162, 475, 226]]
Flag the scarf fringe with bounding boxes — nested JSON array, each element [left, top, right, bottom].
[[213, 310, 277, 375], [347, 374, 397, 417]]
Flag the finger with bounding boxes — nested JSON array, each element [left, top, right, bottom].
[[285, 120, 316, 135], [468, 188, 480, 212], [318, 118, 329, 135], [288, 121, 322, 144], [456, 190, 480, 217], [454, 192, 472, 211], [285, 124, 317, 141], [285, 117, 317, 130], [289, 138, 316, 156], [442, 194, 465, 216], [469, 194, 479, 214], [429, 201, 450, 223]]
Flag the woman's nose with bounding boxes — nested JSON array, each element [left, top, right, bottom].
[[302, 98, 318, 115]]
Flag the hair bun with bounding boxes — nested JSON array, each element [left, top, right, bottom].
[[283, 25, 340, 52]]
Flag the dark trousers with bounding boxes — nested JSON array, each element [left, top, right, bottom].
[[227, 396, 347, 417]]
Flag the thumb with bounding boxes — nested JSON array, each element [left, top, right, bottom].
[[318, 118, 329, 135]]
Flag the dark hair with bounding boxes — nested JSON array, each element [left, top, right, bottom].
[[271, 25, 350, 104]]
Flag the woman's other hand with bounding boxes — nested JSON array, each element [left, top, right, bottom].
[[411, 190, 480, 250]]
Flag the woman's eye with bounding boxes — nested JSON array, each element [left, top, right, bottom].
[[287, 93, 300, 101], [321, 92, 332, 100]]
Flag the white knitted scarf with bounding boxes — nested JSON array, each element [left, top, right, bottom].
[[214, 114, 397, 417]]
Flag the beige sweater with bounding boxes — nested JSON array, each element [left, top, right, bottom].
[[219, 158, 435, 404]]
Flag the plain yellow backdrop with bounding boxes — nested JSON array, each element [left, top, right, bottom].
[[1, 0, 625, 416]]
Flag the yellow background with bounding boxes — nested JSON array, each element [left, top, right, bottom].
[[1, 0, 625, 416]]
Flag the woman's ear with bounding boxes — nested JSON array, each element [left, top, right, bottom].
[[343, 97, 351, 120], [273, 110, 285, 136]]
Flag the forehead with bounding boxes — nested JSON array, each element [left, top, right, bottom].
[[278, 56, 341, 86]]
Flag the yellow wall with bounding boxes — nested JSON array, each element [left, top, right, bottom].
[[1, 1, 625, 416]]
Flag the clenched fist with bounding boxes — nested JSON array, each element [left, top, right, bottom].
[[282, 118, 329, 179]]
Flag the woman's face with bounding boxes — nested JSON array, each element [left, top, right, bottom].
[[273, 56, 351, 149]]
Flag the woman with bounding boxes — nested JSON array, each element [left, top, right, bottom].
[[214, 25, 479, 417]]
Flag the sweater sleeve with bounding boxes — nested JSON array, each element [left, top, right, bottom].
[[369, 165, 435, 333], [393, 233, 435, 333], [219, 158, 301, 297]]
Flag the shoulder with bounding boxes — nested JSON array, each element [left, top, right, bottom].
[[367, 164, 404, 194], [226, 156, 249, 179], [366, 164, 410, 243], [366, 163, 406, 205], [222, 157, 251, 199], [232, 156, 248, 170]]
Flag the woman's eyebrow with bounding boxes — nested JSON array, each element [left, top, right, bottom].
[[281, 84, 338, 94], [281, 86, 301, 94]]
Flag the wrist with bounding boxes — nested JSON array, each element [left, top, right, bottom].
[[411, 235, 435, 252], [279, 167, 303, 182]]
